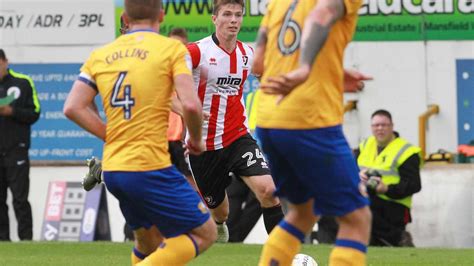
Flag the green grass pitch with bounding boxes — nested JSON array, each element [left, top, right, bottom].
[[0, 242, 472, 265]]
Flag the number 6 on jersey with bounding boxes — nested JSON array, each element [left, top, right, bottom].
[[111, 72, 135, 120]]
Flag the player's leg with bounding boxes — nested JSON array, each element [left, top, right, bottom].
[[259, 199, 319, 266], [169, 141, 199, 191], [188, 149, 232, 242], [284, 126, 370, 266], [242, 174, 283, 234], [135, 167, 216, 265], [255, 128, 312, 265], [229, 134, 284, 234], [132, 226, 163, 264], [208, 190, 229, 223], [104, 167, 215, 266], [208, 194, 230, 243], [138, 216, 216, 266], [331, 206, 371, 266], [227, 176, 262, 242]]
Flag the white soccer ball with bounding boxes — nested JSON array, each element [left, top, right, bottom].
[[292, 253, 318, 266]]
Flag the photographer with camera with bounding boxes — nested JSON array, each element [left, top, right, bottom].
[[356, 109, 422, 247]]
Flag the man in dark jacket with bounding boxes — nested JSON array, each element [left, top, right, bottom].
[[0, 49, 41, 241]]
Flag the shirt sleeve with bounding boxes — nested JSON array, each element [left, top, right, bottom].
[[186, 43, 201, 69], [78, 52, 98, 91], [171, 43, 193, 77], [386, 154, 422, 199], [11, 75, 40, 125], [343, 0, 363, 15], [260, 0, 276, 28]]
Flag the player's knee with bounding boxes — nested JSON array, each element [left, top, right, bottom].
[[192, 218, 217, 251], [253, 179, 277, 203], [354, 206, 371, 228], [339, 206, 372, 229], [286, 209, 318, 232], [133, 227, 163, 255], [134, 235, 160, 255]]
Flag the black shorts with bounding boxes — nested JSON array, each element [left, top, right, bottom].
[[169, 141, 191, 176], [188, 134, 271, 208]]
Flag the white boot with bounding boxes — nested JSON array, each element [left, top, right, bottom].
[[216, 222, 229, 243]]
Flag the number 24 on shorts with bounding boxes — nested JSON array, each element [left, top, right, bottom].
[[242, 148, 265, 167]]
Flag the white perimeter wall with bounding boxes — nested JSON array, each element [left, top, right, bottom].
[[343, 41, 474, 151], [4, 165, 472, 247]]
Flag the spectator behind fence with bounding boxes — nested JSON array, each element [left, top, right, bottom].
[[0, 48, 41, 241], [356, 109, 422, 247]]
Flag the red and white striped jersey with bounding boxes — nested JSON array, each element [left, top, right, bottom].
[[187, 34, 253, 151]]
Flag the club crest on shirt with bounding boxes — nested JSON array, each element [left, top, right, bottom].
[[242, 55, 248, 65]]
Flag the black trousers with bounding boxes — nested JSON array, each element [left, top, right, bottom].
[[0, 150, 33, 241], [370, 196, 410, 246], [227, 176, 261, 242]]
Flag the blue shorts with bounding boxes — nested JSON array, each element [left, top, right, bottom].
[[103, 166, 210, 238], [256, 125, 369, 217]]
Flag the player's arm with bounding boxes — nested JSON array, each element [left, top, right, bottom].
[[252, 27, 268, 79], [262, 0, 347, 95], [174, 74, 204, 155], [171, 94, 184, 117], [63, 80, 106, 141], [343, 69, 373, 92]]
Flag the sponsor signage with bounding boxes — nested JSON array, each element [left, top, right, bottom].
[[114, 0, 474, 41], [355, 0, 474, 41], [11, 64, 104, 161], [1, 0, 115, 46], [41, 182, 110, 241]]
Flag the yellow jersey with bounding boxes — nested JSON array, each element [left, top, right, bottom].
[[257, 0, 362, 129], [80, 29, 192, 171]]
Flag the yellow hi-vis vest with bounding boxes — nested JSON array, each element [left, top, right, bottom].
[[357, 136, 422, 208], [246, 89, 261, 131]]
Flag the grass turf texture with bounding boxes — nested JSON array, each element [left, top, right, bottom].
[[0, 242, 472, 265]]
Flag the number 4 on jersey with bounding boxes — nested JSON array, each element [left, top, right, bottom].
[[111, 72, 135, 120]]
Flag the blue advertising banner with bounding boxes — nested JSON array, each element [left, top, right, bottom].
[[11, 64, 104, 161], [456, 60, 474, 145], [12, 64, 259, 162]]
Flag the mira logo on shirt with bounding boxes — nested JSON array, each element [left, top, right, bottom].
[[216, 76, 242, 86]]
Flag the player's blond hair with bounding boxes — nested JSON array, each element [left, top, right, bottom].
[[125, 0, 161, 22], [213, 0, 244, 15]]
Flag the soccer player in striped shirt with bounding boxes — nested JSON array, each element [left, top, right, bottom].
[[185, 0, 284, 243]]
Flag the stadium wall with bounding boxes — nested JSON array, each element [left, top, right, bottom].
[[3, 165, 472, 247]]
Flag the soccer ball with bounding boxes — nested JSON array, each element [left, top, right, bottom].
[[292, 253, 318, 266]]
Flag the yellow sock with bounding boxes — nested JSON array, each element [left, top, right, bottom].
[[329, 239, 367, 266], [131, 247, 147, 265], [258, 221, 304, 266], [137, 234, 197, 266]]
